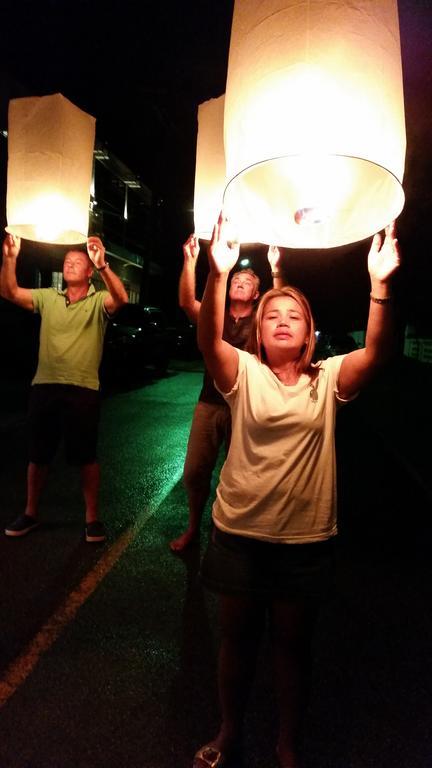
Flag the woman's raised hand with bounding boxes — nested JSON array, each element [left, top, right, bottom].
[[368, 221, 400, 284], [208, 212, 240, 275], [267, 245, 281, 271]]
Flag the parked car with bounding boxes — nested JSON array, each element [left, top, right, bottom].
[[171, 317, 200, 360], [313, 331, 358, 361], [101, 304, 173, 381]]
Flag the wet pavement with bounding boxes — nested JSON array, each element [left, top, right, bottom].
[[0, 359, 431, 768]]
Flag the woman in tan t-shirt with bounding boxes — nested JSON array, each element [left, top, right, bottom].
[[193, 213, 400, 768]]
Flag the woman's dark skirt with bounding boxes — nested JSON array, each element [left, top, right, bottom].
[[201, 526, 335, 601]]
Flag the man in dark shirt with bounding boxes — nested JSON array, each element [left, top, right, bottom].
[[170, 234, 282, 552]]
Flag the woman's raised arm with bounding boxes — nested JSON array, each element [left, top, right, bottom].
[[338, 221, 401, 400]]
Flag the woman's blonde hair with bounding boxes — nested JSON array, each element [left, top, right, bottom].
[[248, 286, 317, 376]]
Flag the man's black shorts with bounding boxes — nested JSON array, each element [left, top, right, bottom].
[[28, 384, 101, 466]]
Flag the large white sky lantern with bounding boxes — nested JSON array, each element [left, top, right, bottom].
[[6, 93, 96, 244], [193, 95, 226, 240], [223, 0, 406, 248]]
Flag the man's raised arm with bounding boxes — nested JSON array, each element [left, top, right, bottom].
[[87, 236, 128, 314], [179, 234, 201, 324], [0, 234, 34, 311]]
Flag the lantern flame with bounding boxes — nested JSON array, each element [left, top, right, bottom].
[[10, 193, 83, 243]]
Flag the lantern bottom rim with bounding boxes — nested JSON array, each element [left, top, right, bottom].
[[5, 225, 88, 246], [223, 153, 405, 248]]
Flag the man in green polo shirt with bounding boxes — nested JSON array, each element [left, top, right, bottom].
[[1, 233, 128, 542]]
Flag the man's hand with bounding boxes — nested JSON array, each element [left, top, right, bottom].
[[183, 234, 200, 262], [368, 221, 400, 285], [208, 213, 240, 275], [267, 245, 281, 272], [2, 233, 21, 260], [87, 236, 106, 269], [0, 232, 33, 310]]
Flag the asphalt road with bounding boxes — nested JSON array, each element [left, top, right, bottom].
[[0, 363, 431, 768]]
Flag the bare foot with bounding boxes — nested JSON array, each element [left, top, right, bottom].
[[276, 745, 301, 768], [169, 528, 198, 553]]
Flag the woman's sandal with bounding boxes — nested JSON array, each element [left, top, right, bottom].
[[193, 745, 225, 768], [193, 743, 243, 768]]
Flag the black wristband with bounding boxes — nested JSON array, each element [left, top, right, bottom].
[[97, 262, 109, 272]]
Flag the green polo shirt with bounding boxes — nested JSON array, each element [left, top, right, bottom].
[[31, 285, 110, 391]]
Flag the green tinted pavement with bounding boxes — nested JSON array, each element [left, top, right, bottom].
[[0, 369, 431, 768]]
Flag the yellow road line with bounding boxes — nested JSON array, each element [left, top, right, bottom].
[[0, 476, 182, 710]]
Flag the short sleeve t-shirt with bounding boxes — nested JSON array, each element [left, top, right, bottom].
[[212, 350, 351, 543], [31, 285, 109, 391]]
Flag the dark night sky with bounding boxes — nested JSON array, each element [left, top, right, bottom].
[[1, 0, 431, 333]]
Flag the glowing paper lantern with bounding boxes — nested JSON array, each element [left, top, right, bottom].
[[193, 95, 226, 240], [223, 0, 406, 248], [193, 94, 259, 243], [6, 93, 96, 244]]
